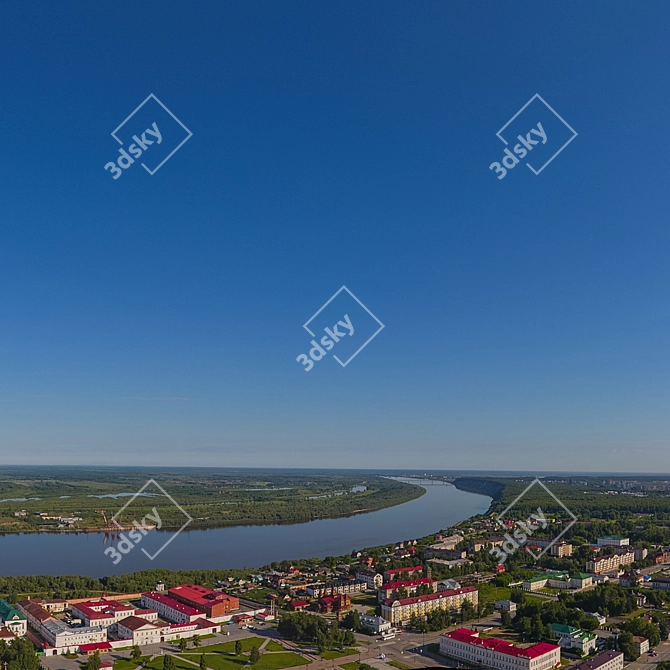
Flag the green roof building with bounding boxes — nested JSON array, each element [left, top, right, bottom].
[[0, 598, 27, 636]]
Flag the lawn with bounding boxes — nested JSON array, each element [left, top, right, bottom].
[[113, 660, 142, 670], [146, 656, 202, 670], [253, 653, 309, 670], [189, 654, 246, 670], [350, 594, 378, 607], [319, 649, 357, 660], [477, 584, 512, 603], [182, 638, 264, 655], [387, 662, 411, 670], [264, 641, 286, 652], [340, 664, 360, 670]]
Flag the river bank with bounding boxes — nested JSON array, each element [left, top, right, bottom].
[[0, 478, 491, 577]]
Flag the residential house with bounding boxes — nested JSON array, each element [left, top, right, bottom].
[[633, 636, 649, 655], [573, 651, 623, 670], [551, 623, 597, 654], [356, 570, 383, 590], [381, 586, 478, 626]]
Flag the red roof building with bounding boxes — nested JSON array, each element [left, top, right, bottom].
[[441, 628, 560, 670], [168, 585, 239, 618]]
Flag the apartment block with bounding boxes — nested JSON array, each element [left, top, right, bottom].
[[381, 586, 478, 626]]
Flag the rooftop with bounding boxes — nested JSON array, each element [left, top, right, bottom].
[[573, 651, 623, 670], [388, 586, 477, 607], [444, 628, 559, 659], [143, 592, 201, 616]]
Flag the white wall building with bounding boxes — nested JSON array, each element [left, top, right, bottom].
[[441, 628, 560, 670]]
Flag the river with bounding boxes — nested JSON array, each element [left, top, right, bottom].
[[0, 478, 491, 577]]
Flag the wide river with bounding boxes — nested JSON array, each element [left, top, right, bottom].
[[0, 479, 491, 577]]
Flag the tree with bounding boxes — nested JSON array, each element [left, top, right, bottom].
[[88, 652, 102, 670], [164, 657, 176, 670], [235, 640, 243, 656], [249, 647, 260, 665], [617, 631, 638, 661], [342, 610, 361, 631], [461, 600, 476, 622], [131, 646, 142, 662], [199, 654, 206, 670], [191, 635, 201, 649], [501, 610, 512, 627], [179, 638, 188, 653]]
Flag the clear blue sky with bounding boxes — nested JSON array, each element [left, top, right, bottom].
[[1, 1, 669, 470]]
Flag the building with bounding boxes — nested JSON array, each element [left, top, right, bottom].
[[356, 570, 383, 590], [141, 592, 203, 623], [652, 577, 670, 591], [586, 552, 634, 574], [469, 538, 505, 554], [381, 586, 478, 626], [383, 566, 423, 582], [570, 573, 593, 589], [317, 594, 350, 614], [359, 614, 392, 635], [41, 620, 107, 655], [573, 651, 623, 670], [494, 600, 517, 613], [424, 535, 464, 558], [633, 547, 648, 561], [306, 580, 366, 598], [0, 628, 16, 641], [438, 579, 462, 591], [633, 636, 649, 655], [71, 600, 137, 628], [441, 628, 560, 670], [117, 616, 166, 646], [550, 624, 597, 654], [650, 550, 668, 564], [377, 578, 436, 602], [0, 600, 27, 636], [289, 601, 309, 611], [168, 585, 239, 619], [620, 573, 642, 588], [585, 612, 607, 626], [597, 536, 630, 547], [550, 542, 573, 558]]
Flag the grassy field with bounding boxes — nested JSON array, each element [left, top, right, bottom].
[[264, 641, 286, 652], [253, 653, 308, 670], [340, 664, 361, 670], [181, 638, 263, 655], [387, 662, 411, 670], [476, 584, 512, 603]]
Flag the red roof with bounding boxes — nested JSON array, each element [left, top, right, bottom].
[[386, 586, 477, 607], [142, 592, 201, 616], [291, 600, 309, 607], [79, 642, 113, 652], [444, 629, 559, 659]]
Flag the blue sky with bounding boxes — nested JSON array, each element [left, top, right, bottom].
[[1, 1, 669, 470]]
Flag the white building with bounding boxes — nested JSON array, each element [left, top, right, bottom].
[[438, 579, 462, 591], [141, 592, 203, 623], [41, 620, 107, 654], [494, 600, 517, 612], [360, 614, 392, 635], [441, 628, 560, 670], [551, 624, 597, 654], [356, 570, 383, 589], [597, 536, 629, 547]]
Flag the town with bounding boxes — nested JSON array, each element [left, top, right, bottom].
[[3, 526, 670, 670]]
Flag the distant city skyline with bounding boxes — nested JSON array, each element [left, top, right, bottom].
[[1, 2, 669, 470]]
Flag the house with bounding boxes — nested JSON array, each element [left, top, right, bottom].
[[438, 579, 462, 591], [585, 612, 606, 626], [79, 642, 112, 655], [550, 623, 597, 654], [572, 651, 623, 670], [0, 628, 16, 641], [597, 537, 630, 547], [289, 600, 309, 611], [494, 600, 516, 613], [117, 616, 166, 646], [620, 573, 642, 587], [381, 586, 478, 626], [317, 594, 350, 614], [356, 570, 383, 590], [650, 550, 668, 564], [633, 547, 648, 561], [651, 578, 670, 591], [570, 573, 593, 589], [72, 600, 138, 628], [441, 628, 560, 670], [469, 538, 505, 554], [359, 614, 392, 635], [0, 599, 27, 636], [633, 636, 649, 655]]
